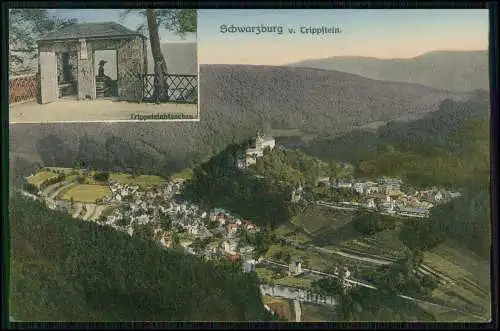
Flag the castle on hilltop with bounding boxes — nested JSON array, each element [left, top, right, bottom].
[[238, 131, 276, 169]]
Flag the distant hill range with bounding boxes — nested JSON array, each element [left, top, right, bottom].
[[95, 42, 197, 78], [10, 64, 476, 176], [289, 51, 489, 93]]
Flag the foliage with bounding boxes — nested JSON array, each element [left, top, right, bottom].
[[9, 193, 272, 321], [38, 173, 66, 190], [364, 255, 439, 298], [310, 275, 434, 321], [353, 210, 396, 235], [404, 182, 490, 259], [22, 182, 39, 194], [249, 148, 325, 187], [9, 9, 76, 75], [93, 172, 110, 182], [133, 222, 155, 242], [121, 9, 196, 36], [183, 142, 294, 229], [399, 217, 447, 253]]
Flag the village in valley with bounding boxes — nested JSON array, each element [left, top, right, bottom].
[[20, 132, 469, 321]]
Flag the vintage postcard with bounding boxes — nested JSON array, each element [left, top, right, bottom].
[[8, 8, 491, 324]]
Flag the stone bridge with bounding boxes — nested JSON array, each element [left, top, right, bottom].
[[260, 284, 337, 306]]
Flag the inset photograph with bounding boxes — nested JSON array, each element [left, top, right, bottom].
[[9, 9, 198, 123]]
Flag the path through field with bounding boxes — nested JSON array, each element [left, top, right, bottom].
[[81, 204, 97, 221], [72, 203, 83, 219], [90, 205, 107, 221], [47, 181, 77, 200]]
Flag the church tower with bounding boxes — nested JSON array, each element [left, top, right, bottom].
[[255, 130, 264, 150]]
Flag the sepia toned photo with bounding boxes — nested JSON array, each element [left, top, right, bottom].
[[8, 8, 492, 324], [9, 9, 198, 123]]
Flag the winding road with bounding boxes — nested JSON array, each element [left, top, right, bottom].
[[45, 181, 77, 200]]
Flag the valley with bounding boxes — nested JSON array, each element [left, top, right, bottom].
[[8, 56, 491, 323]]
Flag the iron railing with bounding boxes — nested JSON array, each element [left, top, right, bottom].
[[9, 74, 39, 104], [141, 73, 198, 104]]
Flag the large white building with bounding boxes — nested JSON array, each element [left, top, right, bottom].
[[243, 132, 276, 168]]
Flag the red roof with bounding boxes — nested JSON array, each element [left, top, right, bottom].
[[227, 253, 241, 262]]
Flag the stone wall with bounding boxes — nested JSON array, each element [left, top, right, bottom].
[[77, 40, 95, 100], [117, 36, 146, 102]]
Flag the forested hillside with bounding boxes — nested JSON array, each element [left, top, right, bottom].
[[305, 94, 489, 187], [10, 64, 465, 177], [9, 194, 272, 321]]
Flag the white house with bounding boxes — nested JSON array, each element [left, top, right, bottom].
[[288, 261, 303, 275], [223, 241, 238, 254], [227, 223, 238, 236], [397, 206, 430, 218], [365, 186, 379, 195], [335, 180, 353, 189], [291, 185, 304, 203], [136, 214, 150, 225], [353, 182, 366, 194], [188, 225, 199, 236], [243, 259, 256, 273], [366, 198, 376, 209], [343, 267, 351, 280]]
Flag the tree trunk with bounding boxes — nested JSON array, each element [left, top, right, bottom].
[[146, 9, 168, 103]]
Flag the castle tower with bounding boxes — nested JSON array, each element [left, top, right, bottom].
[[255, 130, 264, 150]]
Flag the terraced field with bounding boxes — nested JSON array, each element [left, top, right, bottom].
[[61, 184, 112, 203], [109, 173, 166, 187], [421, 241, 491, 322], [27, 171, 59, 188]]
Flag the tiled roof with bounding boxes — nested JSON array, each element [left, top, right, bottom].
[[38, 22, 144, 41]]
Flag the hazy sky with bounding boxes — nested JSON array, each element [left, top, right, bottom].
[[197, 9, 489, 65], [48, 9, 196, 43]]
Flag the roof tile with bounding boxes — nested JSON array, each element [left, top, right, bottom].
[[38, 22, 143, 41]]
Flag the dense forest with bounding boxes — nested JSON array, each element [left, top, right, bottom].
[[182, 142, 294, 229], [9, 193, 273, 321], [10, 63, 467, 177]]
